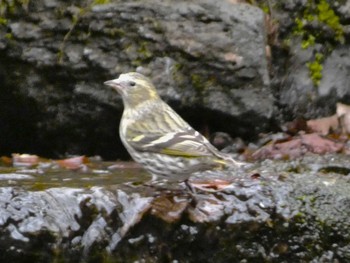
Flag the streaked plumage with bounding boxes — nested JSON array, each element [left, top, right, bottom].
[[104, 72, 242, 181]]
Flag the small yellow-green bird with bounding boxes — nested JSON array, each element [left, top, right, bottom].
[[104, 72, 243, 182]]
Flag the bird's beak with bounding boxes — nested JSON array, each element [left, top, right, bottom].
[[104, 79, 119, 88], [104, 79, 124, 94]]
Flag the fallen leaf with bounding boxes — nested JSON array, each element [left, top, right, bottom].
[[252, 138, 303, 160], [0, 156, 12, 166], [12, 153, 39, 167], [281, 117, 308, 135], [56, 156, 88, 170], [191, 179, 232, 191], [252, 133, 343, 160], [300, 133, 343, 154], [307, 114, 339, 135]]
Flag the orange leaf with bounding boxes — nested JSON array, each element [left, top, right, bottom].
[[0, 156, 12, 166], [56, 156, 88, 170], [191, 179, 232, 191], [307, 114, 339, 135], [12, 153, 39, 167]]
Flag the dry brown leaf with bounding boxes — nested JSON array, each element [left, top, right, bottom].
[[306, 114, 339, 135], [191, 179, 232, 191], [300, 133, 343, 154], [282, 117, 308, 135], [252, 133, 343, 160], [12, 153, 39, 167], [0, 156, 12, 166], [252, 138, 302, 160], [56, 156, 88, 170]]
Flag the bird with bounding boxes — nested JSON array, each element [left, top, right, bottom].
[[104, 72, 244, 183]]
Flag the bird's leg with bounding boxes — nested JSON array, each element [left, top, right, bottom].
[[184, 179, 201, 207], [184, 179, 196, 194]]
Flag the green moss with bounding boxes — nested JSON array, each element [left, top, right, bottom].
[[317, 0, 344, 42], [129, 41, 154, 66], [5, 32, 12, 39], [130, 59, 142, 67], [291, 0, 344, 86], [260, 3, 270, 14], [31, 182, 47, 191], [307, 53, 323, 86], [173, 62, 183, 72], [0, 0, 29, 16], [293, 18, 304, 35], [293, 0, 344, 45], [190, 73, 216, 93], [295, 212, 305, 218], [92, 0, 110, 5], [190, 74, 203, 90], [104, 27, 125, 37], [301, 34, 315, 49], [137, 41, 153, 60], [0, 17, 7, 25], [152, 19, 164, 34]]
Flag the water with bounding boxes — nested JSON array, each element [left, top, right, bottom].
[[0, 159, 151, 191]]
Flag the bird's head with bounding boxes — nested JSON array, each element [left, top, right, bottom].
[[104, 72, 160, 108]]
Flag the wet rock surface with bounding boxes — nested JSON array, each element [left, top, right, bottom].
[[0, 155, 350, 262]]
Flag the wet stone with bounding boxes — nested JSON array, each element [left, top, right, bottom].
[[0, 155, 349, 262], [9, 22, 42, 40], [22, 47, 56, 66]]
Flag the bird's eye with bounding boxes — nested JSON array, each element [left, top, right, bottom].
[[129, 81, 136, 87]]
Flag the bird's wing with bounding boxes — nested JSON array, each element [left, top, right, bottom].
[[126, 128, 221, 158], [124, 102, 224, 158]]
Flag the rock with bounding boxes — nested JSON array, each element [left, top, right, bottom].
[[0, 0, 272, 159], [318, 47, 350, 98], [0, 155, 350, 262], [336, 0, 350, 21], [271, 0, 350, 120], [280, 43, 350, 119], [9, 22, 42, 40]]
